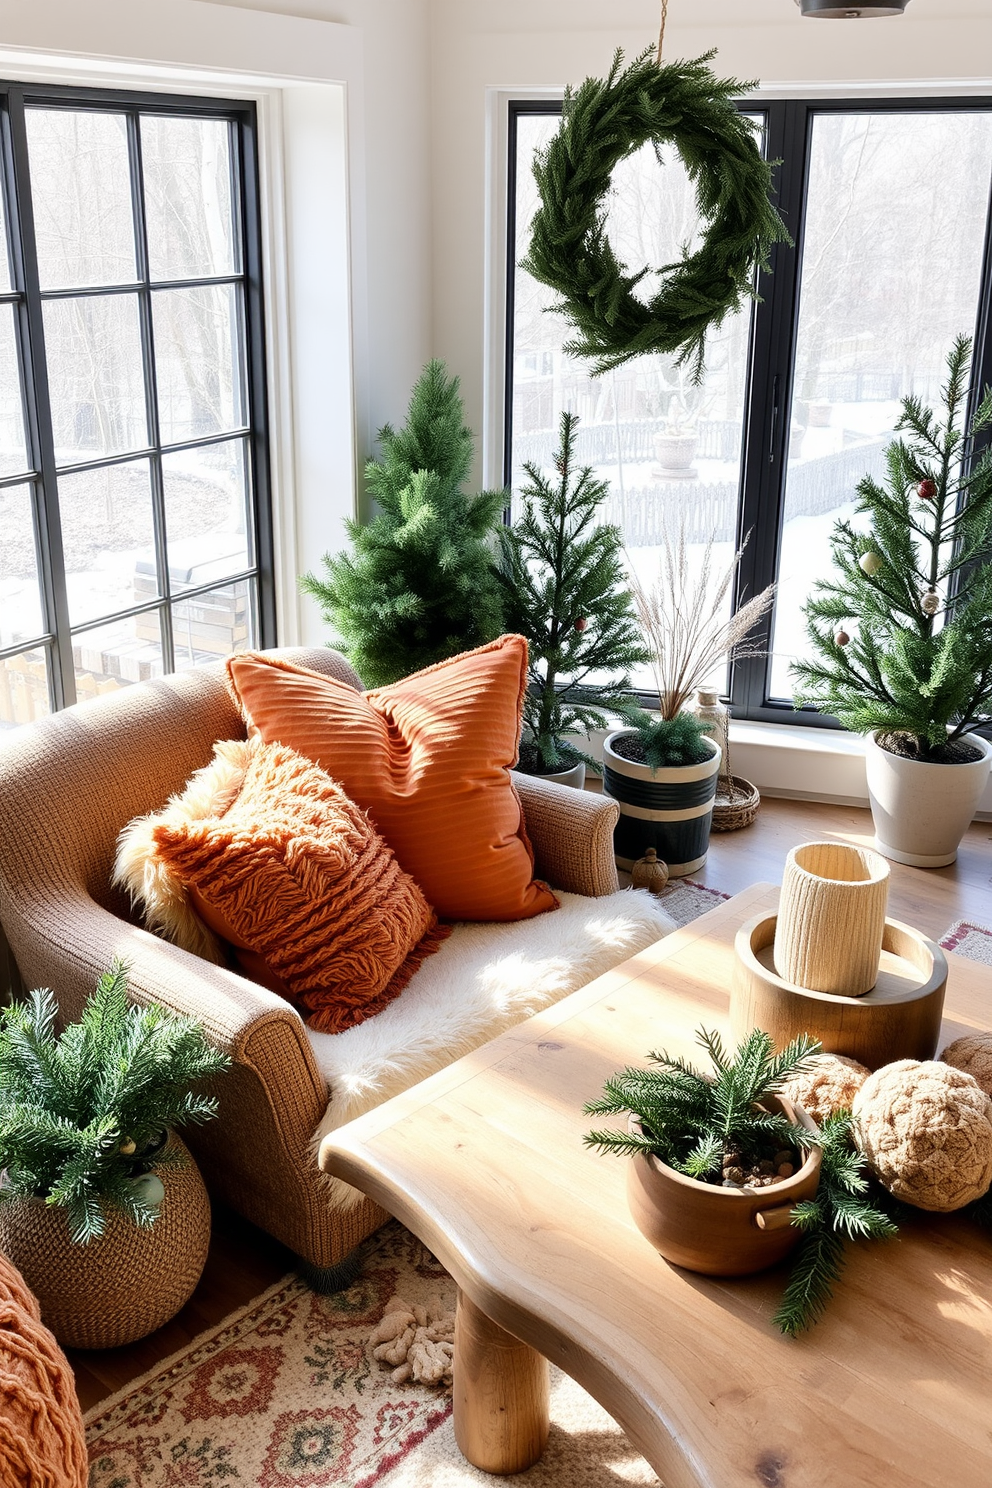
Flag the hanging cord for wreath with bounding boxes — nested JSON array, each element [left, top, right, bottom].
[[521, 41, 791, 377], [656, 0, 668, 63]]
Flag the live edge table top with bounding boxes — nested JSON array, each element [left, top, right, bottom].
[[320, 883, 992, 1488]]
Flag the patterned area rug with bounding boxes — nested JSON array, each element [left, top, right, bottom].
[[85, 1221, 658, 1487], [940, 918, 992, 966], [83, 889, 737, 1487]]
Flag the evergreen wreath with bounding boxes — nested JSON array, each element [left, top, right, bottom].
[[522, 48, 790, 377]]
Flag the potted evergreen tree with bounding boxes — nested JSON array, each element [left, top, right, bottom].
[[584, 1028, 896, 1335], [604, 529, 773, 874], [0, 961, 230, 1349], [792, 336, 992, 867], [301, 360, 506, 687], [498, 411, 648, 787]]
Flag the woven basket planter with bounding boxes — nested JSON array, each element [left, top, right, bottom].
[[711, 776, 760, 832], [0, 1132, 211, 1349]]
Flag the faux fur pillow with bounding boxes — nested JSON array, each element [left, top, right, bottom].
[[114, 738, 449, 1033]]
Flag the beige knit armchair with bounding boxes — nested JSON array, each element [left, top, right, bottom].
[[0, 648, 621, 1289]]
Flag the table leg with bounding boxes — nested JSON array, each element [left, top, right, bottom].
[[453, 1289, 550, 1474]]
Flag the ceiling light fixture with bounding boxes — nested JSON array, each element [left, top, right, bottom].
[[797, 0, 910, 15]]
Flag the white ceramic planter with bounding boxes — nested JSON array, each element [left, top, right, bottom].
[[865, 731, 992, 868], [513, 761, 586, 790]]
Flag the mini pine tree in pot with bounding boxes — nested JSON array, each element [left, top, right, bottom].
[[497, 411, 648, 782], [0, 961, 231, 1348], [301, 360, 506, 687], [791, 335, 992, 867], [584, 1027, 897, 1336]]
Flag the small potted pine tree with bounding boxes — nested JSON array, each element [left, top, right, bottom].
[[585, 1028, 896, 1336], [792, 336, 992, 867], [498, 410, 648, 787], [301, 360, 506, 686], [0, 961, 230, 1349], [604, 528, 773, 875]]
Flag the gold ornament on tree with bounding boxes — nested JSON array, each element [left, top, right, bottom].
[[921, 588, 940, 616]]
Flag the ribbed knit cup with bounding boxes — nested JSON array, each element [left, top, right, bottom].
[[774, 841, 890, 997]]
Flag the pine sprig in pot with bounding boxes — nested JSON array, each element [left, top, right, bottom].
[[585, 1029, 896, 1335], [0, 960, 230, 1243]]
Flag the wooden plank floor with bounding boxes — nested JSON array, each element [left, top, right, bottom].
[[65, 795, 992, 1414]]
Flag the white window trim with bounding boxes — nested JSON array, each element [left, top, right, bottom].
[[0, 0, 369, 648]]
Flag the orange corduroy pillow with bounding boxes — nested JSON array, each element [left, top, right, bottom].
[[147, 738, 449, 1033], [225, 636, 559, 922]]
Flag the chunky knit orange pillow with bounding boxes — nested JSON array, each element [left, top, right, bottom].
[[0, 1253, 87, 1488], [148, 738, 449, 1033], [226, 636, 558, 922]]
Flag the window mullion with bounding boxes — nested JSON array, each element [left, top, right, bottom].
[[3, 87, 75, 710], [732, 98, 813, 723], [237, 115, 276, 647], [126, 108, 174, 675]]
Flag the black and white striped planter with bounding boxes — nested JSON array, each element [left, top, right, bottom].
[[602, 731, 721, 878]]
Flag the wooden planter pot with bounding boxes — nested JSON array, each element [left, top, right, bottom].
[[603, 731, 721, 878], [0, 1133, 211, 1349], [626, 1099, 821, 1277], [733, 912, 947, 1070]]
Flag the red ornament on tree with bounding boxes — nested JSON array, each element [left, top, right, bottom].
[[835, 629, 850, 647], [574, 617, 587, 632], [917, 478, 937, 501]]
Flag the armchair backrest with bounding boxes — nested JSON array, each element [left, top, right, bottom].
[[0, 648, 361, 991]]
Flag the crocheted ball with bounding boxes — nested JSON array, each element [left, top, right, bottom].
[[853, 1059, 992, 1211], [940, 1034, 992, 1098], [780, 1053, 871, 1125]]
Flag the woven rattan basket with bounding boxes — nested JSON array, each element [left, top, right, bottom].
[[0, 1132, 211, 1349], [711, 775, 760, 832]]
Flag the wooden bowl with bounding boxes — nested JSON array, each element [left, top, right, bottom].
[[626, 1098, 821, 1277], [732, 912, 947, 1070]]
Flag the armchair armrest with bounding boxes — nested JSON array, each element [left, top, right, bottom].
[[513, 774, 619, 897]]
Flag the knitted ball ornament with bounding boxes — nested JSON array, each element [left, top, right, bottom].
[[853, 1059, 992, 1212], [940, 1033, 992, 1098], [780, 1053, 871, 1126]]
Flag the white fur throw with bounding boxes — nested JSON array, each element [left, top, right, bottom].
[[310, 887, 676, 1208]]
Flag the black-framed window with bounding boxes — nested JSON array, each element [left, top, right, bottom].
[[505, 97, 992, 725], [0, 82, 274, 727]]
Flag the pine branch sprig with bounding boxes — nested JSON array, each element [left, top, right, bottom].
[[0, 960, 230, 1243]]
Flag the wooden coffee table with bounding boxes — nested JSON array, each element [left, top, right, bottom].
[[320, 883, 992, 1488]]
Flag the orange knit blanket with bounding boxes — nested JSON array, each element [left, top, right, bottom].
[[0, 1251, 87, 1488]]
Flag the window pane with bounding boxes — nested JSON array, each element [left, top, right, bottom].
[[0, 305, 28, 477], [0, 484, 44, 648], [0, 647, 51, 727], [171, 578, 254, 669], [768, 111, 992, 701], [153, 283, 244, 444], [73, 612, 164, 695], [44, 294, 148, 461], [162, 438, 250, 592], [141, 116, 237, 281], [510, 114, 757, 696], [25, 109, 136, 290], [59, 460, 157, 627]]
